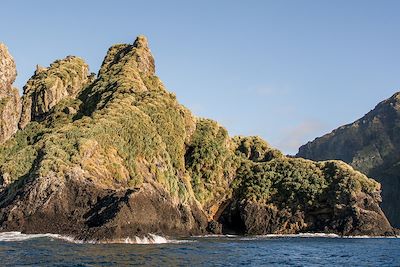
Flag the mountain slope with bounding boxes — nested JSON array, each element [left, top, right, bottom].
[[297, 92, 400, 228], [0, 37, 395, 240]]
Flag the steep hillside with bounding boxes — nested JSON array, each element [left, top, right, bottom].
[[297, 92, 400, 228], [0, 37, 395, 241]]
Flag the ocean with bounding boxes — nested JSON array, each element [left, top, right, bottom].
[[0, 232, 399, 266]]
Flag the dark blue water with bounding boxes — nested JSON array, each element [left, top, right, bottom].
[[0, 234, 399, 266]]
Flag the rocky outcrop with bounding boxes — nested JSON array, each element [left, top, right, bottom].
[[19, 56, 93, 129], [0, 44, 17, 90], [221, 168, 393, 236], [0, 36, 395, 240], [0, 44, 21, 144], [297, 92, 400, 228], [215, 139, 394, 236]]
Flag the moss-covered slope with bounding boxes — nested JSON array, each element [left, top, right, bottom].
[[19, 56, 94, 129], [0, 36, 394, 240]]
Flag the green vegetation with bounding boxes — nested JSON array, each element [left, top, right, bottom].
[[185, 119, 239, 209], [232, 136, 283, 162], [24, 56, 90, 99], [234, 158, 327, 207], [232, 156, 379, 212], [0, 36, 384, 225], [20, 56, 92, 127], [0, 122, 45, 184], [0, 38, 192, 203]]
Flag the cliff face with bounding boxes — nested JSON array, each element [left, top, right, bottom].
[[0, 36, 395, 240], [297, 92, 400, 228], [0, 44, 21, 144]]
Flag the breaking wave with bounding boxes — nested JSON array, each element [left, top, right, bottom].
[[0, 232, 191, 244], [0, 231, 396, 245], [0, 232, 88, 243], [117, 234, 173, 244]]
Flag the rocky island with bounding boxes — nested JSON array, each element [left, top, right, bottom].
[[0, 36, 396, 241]]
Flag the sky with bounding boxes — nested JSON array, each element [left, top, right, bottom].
[[1, 0, 399, 154]]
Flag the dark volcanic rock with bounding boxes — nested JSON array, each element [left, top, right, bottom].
[[297, 92, 400, 228], [220, 188, 393, 236], [0, 173, 207, 240]]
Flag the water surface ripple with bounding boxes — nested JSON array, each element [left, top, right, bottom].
[[0, 234, 398, 266]]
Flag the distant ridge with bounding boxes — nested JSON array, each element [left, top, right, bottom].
[[298, 92, 400, 228]]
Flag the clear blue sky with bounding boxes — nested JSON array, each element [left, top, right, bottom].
[[2, 0, 399, 154]]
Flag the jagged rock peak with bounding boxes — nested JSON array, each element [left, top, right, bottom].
[[19, 55, 93, 129], [133, 35, 155, 75], [35, 65, 47, 75], [133, 35, 149, 49], [0, 43, 21, 144], [0, 43, 17, 92], [98, 35, 155, 78]]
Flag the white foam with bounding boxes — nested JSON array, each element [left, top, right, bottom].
[[261, 233, 341, 238], [121, 234, 168, 244], [193, 232, 399, 240], [0, 231, 396, 244], [238, 233, 399, 240], [193, 233, 341, 239], [0, 231, 78, 242], [0, 231, 193, 244], [117, 234, 196, 244]]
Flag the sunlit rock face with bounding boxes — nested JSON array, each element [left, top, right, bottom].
[[0, 43, 21, 144]]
